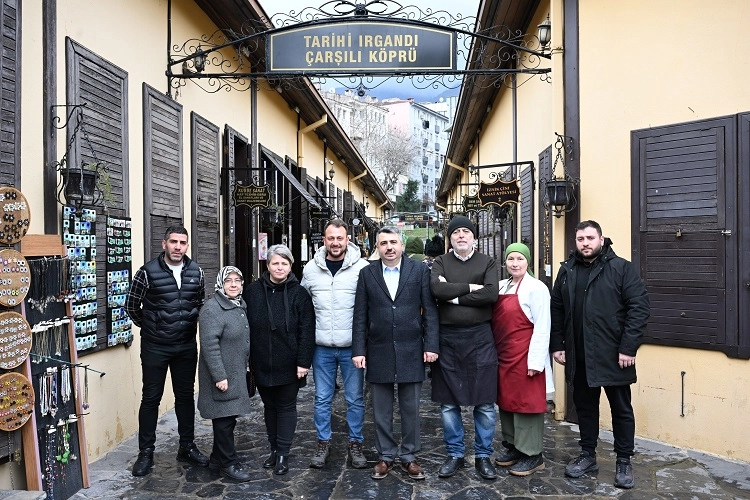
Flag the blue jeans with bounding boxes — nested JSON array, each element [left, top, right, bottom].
[[441, 403, 496, 458], [312, 346, 365, 442]]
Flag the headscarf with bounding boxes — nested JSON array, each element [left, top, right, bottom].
[[215, 266, 244, 306], [504, 242, 534, 277]]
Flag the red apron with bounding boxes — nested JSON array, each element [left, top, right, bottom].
[[491, 279, 547, 413]]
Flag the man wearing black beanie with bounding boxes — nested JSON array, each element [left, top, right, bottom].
[[429, 215, 500, 480]]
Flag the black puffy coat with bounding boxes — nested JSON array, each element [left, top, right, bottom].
[[140, 253, 204, 344], [549, 239, 650, 387], [244, 272, 315, 387]]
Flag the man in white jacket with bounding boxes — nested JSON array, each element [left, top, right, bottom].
[[301, 219, 370, 469]]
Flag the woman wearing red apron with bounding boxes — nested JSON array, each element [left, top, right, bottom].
[[491, 243, 553, 476]]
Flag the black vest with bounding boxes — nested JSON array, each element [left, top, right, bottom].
[[140, 253, 203, 345]]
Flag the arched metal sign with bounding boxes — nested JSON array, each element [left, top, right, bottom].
[[168, 0, 551, 95]]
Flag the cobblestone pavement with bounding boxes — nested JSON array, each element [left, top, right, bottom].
[[71, 377, 750, 499]]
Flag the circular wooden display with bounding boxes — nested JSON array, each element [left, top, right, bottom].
[[0, 311, 31, 369], [0, 187, 30, 245], [0, 372, 35, 431], [0, 249, 30, 307]]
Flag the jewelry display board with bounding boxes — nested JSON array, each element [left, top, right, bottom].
[[0, 372, 34, 432], [20, 234, 91, 498], [0, 249, 31, 307], [0, 187, 31, 245], [105, 216, 132, 347], [62, 207, 98, 352], [0, 312, 33, 370]]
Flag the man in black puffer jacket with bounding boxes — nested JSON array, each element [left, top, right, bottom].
[[125, 225, 208, 476], [550, 220, 649, 490]]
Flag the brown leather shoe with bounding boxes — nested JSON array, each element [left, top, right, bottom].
[[371, 460, 394, 480], [400, 460, 425, 480]]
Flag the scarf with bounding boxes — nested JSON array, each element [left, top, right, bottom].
[[215, 266, 244, 306]]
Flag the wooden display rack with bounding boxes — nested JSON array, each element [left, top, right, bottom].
[[18, 234, 90, 492]]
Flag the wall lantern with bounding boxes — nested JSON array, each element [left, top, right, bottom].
[[543, 133, 578, 218], [537, 15, 552, 51], [262, 205, 283, 226], [56, 161, 104, 212]]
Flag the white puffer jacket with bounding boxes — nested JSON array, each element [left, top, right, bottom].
[[301, 242, 369, 347]]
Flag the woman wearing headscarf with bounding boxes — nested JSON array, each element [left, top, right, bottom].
[[197, 266, 253, 482], [491, 243, 553, 477], [244, 244, 316, 475]]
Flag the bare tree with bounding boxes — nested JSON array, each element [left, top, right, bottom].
[[354, 126, 418, 194]]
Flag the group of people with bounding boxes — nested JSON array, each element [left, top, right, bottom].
[[125, 215, 649, 490]]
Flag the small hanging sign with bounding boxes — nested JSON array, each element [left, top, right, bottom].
[[232, 183, 271, 209], [477, 178, 520, 207]]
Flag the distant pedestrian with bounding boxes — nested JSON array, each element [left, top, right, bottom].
[[423, 234, 445, 270], [301, 219, 369, 470], [244, 245, 315, 475], [125, 225, 209, 477], [197, 266, 252, 482], [405, 235, 426, 262], [352, 226, 439, 481], [430, 215, 499, 480], [491, 243, 552, 477], [550, 220, 650, 489]]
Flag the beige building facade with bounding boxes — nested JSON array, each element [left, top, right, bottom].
[[0, 0, 390, 490], [437, 0, 750, 462]]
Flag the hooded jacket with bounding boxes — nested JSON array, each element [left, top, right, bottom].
[[405, 236, 426, 262], [301, 241, 369, 347], [244, 272, 315, 387], [549, 238, 650, 387]]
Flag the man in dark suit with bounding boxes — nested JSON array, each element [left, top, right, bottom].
[[352, 227, 439, 481]]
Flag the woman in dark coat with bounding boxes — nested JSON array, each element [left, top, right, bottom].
[[197, 266, 253, 482], [244, 244, 316, 475]]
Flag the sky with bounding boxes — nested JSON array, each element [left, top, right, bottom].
[[259, 0, 480, 102]]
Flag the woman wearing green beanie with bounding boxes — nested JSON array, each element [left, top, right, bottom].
[[491, 242, 552, 476]]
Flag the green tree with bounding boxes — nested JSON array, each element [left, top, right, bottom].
[[396, 179, 421, 212]]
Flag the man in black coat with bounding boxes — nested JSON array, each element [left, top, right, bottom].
[[352, 226, 439, 481], [125, 225, 209, 476], [550, 220, 650, 490]]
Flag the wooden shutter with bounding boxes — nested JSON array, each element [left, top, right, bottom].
[[632, 116, 738, 354], [191, 113, 220, 298], [0, 0, 21, 186], [143, 84, 182, 259], [67, 39, 128, 354], [519, 163, 534, 272]]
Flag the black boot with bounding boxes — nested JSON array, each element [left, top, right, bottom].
[[274, 455, 289, 475], [132, 447, 154, 477], [263, 450, 277, 469]]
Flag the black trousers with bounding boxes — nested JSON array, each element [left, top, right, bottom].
[[211, 415, 239, 467], [138, 341, 198, 450], [573, 367, 635, 459], [257, 381, 300, 456]]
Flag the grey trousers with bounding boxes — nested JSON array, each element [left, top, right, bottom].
[[498, 409, 545, 456], [371, 381, 422, 463]]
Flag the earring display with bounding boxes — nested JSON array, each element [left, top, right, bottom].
[[0, 248, 31, 307], [0, 186, 31, 245], [0, 372, 35, 432], [63, 206, 98, 352], [0, 311, 32, 369], [105, 216, 132, 347]]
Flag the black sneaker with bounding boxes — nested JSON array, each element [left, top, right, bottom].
[[495, 447, 523, 466], [177, 443, 209, 467], [565, 451, 598, 478], [614, 458, 634, 489], [131, 447, 154, 477], [509, 453, 545, 476]]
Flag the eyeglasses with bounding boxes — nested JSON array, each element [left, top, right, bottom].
[[223, 279, 242, 285]]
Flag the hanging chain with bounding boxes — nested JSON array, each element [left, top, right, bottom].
[[552, 133, 566, 178]]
